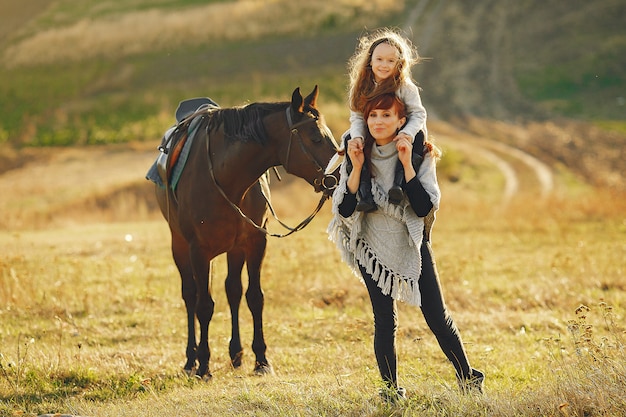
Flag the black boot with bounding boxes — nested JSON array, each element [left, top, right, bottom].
[[411, 130, 425, 173], [356, 164, 376, 212], [388, 133, 425, 205], [388, 161, 404, 205]]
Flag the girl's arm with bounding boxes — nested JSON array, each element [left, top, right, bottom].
[[398, 82, 427, 140], [349, 110, 366, 142]]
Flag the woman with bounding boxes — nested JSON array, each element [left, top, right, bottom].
[[345, 27, 427, 212], [327, 93, 484, 401]]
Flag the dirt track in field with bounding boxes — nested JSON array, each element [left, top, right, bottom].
[[432, 122, 554, 204]]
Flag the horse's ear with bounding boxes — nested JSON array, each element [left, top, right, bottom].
[[291, 87, 304, 114], [303, 85, 319, 108]]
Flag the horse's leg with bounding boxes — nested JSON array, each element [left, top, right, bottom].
[[171, 233, 198, 375], [190, 243, 214, 380], [225, 250, 245, 368], [245, 234, 273, 375]]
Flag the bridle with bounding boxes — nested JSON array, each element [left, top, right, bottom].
[[205, 106, 339, 238], [283, 108, 339, 193]]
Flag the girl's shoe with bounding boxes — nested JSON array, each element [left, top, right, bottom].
[[387, 185, 403, 205]]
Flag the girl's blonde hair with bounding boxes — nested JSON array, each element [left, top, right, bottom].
[[348, 27, 420, 113]]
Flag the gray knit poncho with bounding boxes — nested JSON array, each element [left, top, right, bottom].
[[327, 141, 440, 306]]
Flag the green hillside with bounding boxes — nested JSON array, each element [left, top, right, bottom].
[[0, 0, 624, 147], [411, 0, 626, 121]]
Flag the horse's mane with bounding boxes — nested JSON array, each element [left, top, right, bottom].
[[206, 102, 288, 145]]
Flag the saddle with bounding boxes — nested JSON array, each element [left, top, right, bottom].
[[145, 96, 272, 206], [154, 97, 218, 189]]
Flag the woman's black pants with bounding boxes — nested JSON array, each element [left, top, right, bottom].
[[359, 241, 472, 387]]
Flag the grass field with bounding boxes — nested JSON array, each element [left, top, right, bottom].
[[1, 1, 625, 415], [1, 129, 625, 416]]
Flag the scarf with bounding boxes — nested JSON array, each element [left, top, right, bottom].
[[327, 141, 430, 306]]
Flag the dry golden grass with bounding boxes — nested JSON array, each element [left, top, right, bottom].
[[0, 0, 50, 41], [0, 142, 159, 230], [4, 0, 402, 67], [1, 188, 624, 416], [1, 119, 625, 415]]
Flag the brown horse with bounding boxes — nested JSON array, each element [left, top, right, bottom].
[[154, 86, 339, 380]]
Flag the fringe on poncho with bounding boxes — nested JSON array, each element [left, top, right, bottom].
[[327, 147, 440, 307]]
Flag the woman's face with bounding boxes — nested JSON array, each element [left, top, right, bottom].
[[366, 105, 406, 145], [370, 42, 399, 83]]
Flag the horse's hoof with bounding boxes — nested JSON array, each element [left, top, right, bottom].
[[182, 367, 197, 378], [231, 350, 244, 368], [193, 372, 212, 382], [253, 362, 274, 376]]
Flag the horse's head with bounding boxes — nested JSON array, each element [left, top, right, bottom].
[[282, 86, 339, 195]]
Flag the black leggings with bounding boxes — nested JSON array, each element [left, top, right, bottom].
[[360, 242, 472, 387]]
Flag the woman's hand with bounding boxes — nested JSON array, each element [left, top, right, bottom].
[[346, 137, 365, 194], [347, 137, 365, 169], [395, 134, 416, 181]]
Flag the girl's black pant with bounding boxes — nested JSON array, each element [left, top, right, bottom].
[[359, 241, 472, 387]]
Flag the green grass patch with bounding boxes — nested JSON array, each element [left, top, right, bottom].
[[1, 32, 354, 146], [594, 119, 626, 135], [2, 1, 625, 147]]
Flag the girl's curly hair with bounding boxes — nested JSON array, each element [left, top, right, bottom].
[[347, 27, 420, 113]]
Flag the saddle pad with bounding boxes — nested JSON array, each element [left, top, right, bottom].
[[146, 97, 219, 189], [145, 116, 202, 190], [145, 160, 164, 187], [169, 117, 202, 190]]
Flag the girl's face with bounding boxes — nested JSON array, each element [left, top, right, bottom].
[[367, 105, 406, 145], [370, 42, 400, 83]]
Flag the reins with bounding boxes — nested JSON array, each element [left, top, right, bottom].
[[204, 107, 332, 238]]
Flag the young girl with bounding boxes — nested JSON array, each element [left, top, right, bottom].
[[328, 93, 484, 401], [346, 27, 427, 212]]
